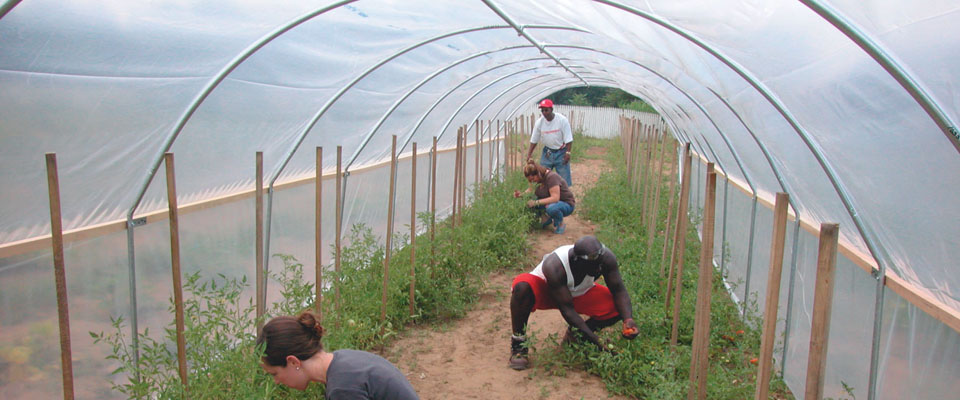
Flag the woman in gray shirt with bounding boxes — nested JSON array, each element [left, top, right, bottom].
[[258, 312, 419, 399]]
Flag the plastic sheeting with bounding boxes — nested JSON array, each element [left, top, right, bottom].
[[2, 1, 959, 398]]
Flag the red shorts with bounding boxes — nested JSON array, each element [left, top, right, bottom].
[[511, 273, 619, 320]]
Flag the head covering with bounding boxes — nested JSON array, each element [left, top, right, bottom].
[[538, 99, 554, 108]]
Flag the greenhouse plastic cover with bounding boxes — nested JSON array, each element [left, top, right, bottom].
[[1, 0, 959, 399]]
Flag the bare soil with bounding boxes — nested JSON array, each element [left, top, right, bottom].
[[384, 147, 627, 400]]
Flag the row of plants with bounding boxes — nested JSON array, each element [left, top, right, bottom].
[[92, 172, 535, 398], [529, 137, 795, 399]]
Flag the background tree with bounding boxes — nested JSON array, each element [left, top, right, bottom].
[[546, 86, 657, 114]]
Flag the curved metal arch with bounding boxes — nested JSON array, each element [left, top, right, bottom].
[[705, 87, 802, 332], [295, 24, 588, 182], [258, 23, 588, 289], [481, 0, 588, 86], [393, 55, 553, 155], [121, 0, 358, 375], [587, 9, 896, 375], [800, 0, 960, 153], [337, 68, 564, 232], [0, 0, 22, 20], [481, 76, 618, 133]]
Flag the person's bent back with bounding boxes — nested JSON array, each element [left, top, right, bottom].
[[258, 311, 420, 400]]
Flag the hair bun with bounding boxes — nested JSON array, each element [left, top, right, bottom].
[[297, 311, 325, 339]]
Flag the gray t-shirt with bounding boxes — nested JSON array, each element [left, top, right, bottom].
[[325, 349, 419, 400]]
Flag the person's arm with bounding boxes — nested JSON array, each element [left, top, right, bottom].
[[526, 183, 560, 207], [514, 185, 534, 198], [542, 257, 603, 348], [525, 142, 537, 162], [562, 115, 574, 163], [599, 251, 638, 338]]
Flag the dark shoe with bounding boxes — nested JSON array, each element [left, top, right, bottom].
[[509, 336, 529, 370]]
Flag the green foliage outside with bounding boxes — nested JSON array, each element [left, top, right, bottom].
[[547, 86, 657, 114], [530, 137, 794, 399], [91, 173, 534, 398]]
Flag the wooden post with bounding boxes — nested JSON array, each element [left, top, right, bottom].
[[315, 147, 323, 319], [687, 164, 716, 400], [488, 120, 494, 179], [478, 120, 484, 193], [755, 192, 790, 400], [45, 154, 75, 400], [163, 153, 188, 389], [430, 136, 437, 279], [460, 125, 467, 217], [335, 146, 343, 310], [475, 121, 480, 190], [668, 144, 693, 347], [634, 121, 643, 196], [381, 136, 397, 329], [256, 152, 265, 330], [647, 132, 668, 264], [626, 121, 635, 185], [659, 142, 679, 278], [495, 120, 501, 177], [409, 143, 417, 317], [452, 128, 461, 227], [642, 125, 657, 229], [804, 223, 840, 400]]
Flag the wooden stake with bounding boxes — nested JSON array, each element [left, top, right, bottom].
[[335, 146, 342, 311], [625, 119, 632, 184], [475, 121, 480, 191], [804, 223, 840, 400], [256, 152, 265, 330], [452, 128, 460, 227], [687, 164, 716, 400], [409, 143, 417, 317], [660, 141, 678, 278], [460, 125, 467, 218], [488, 120, 494, 179], [647, 131, 668, 264], [755, 192, 790, 400], [45, 153, 75, 400], [669, 144, 693, 347], [430, 136, 437, 279], [643, 125, 657, 229], [163, 153, 188, 389], [495, 120, 501, 177], [381, 136, 397, 328], [315, 147, 323, 319]]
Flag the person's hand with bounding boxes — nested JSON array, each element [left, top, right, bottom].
[[563, 153, 570, 163], [526, 199, 538, 208], [513, 190, 521, 198], [598, 340, 619, 355], [621, 318, 639, 340]]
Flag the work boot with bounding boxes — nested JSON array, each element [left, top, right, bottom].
[[508, 335, 529, 370]]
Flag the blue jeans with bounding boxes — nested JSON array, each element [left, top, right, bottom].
[[540, 146, 572, 186], [537, 201, 574, 229]]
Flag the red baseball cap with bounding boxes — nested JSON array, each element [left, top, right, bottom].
[[538, 99, 554, 108]]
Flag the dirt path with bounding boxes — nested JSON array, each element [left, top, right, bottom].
[[384, 147, 627, 400]]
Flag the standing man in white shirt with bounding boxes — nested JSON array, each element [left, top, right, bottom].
[[524, 99, 574, 186]]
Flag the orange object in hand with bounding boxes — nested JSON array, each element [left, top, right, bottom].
[[750, 358, 759, 365], [622, 326, 638, 337]]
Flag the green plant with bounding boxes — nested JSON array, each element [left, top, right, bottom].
[[91, 171, 533, 398], [555, 137, 794, 399]]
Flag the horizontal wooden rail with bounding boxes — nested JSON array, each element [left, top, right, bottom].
[[0, 138, 497, 259]]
